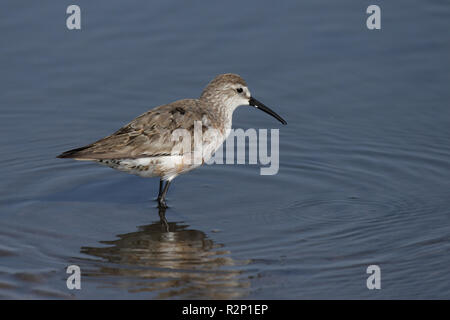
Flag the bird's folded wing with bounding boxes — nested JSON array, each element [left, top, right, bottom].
[[57, 99, 211, 160]]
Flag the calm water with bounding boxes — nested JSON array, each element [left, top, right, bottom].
[[0, 1, 449, 299]]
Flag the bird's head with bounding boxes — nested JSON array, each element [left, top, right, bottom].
[[200, 73, 287, 125]]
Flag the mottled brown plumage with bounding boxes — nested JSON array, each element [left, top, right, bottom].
[[57, 99, 221, 160]]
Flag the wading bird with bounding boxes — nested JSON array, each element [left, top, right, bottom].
[[58, 74, 287, 208]]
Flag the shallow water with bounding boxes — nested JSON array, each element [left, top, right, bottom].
[[0, 0, 449, 299]]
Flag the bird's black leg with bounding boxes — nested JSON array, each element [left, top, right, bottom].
[[157, 180, 171, 209], [157, 179, 164, 200]]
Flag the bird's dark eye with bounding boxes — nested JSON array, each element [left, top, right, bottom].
[[237, 88, 243, 93]]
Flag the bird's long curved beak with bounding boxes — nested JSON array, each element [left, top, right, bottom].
[[249, 97, 287, 125]]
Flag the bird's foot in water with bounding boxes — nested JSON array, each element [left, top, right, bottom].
[[157, 198, 168, 209]]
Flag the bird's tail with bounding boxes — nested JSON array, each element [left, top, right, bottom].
[[56, 145, 90, 159]]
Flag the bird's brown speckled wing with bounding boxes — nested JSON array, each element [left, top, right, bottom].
[[57, 99, 216, 160]]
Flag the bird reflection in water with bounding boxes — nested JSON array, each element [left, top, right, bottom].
[[80, 207, 249, 299]]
